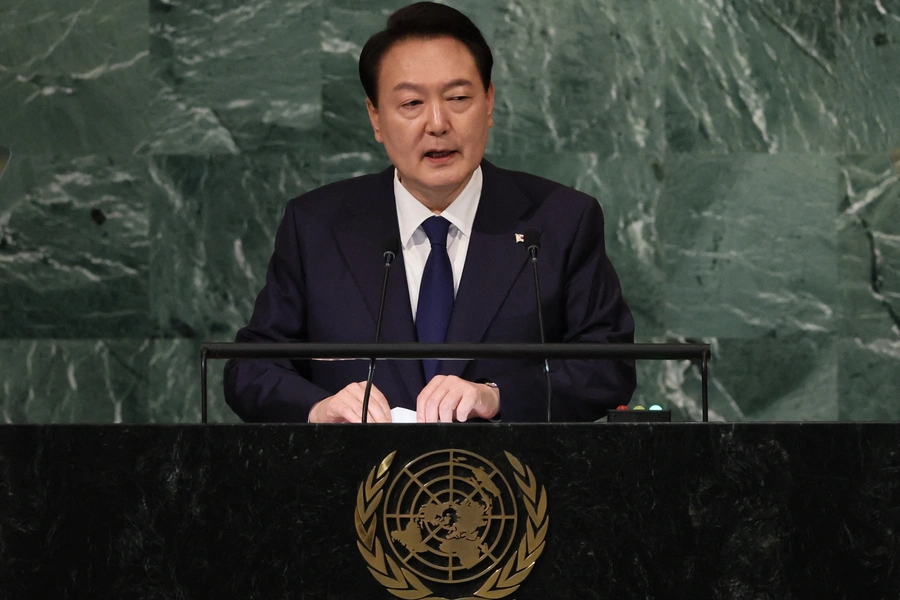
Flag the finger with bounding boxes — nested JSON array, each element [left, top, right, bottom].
[[348, 382, 388, 424], [417, 375, 450, 422], [439, 393, 459, 423], [326, 396, 359, 423], [367, 385, 393, 423], [418, 375, 443, 403], [347, 392, 372, 423], [416, 384, 438, 423], [359, 383, 391, 423], [455, 394, 476, 422], [349, 381, 368, 399], [416, 378, 435, 422], [423, 384, 452, 423]]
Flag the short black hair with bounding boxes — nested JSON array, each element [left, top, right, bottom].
[[359, 2, 493, 108]]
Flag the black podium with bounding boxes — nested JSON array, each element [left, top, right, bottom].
[[1, 423, 899, 599]]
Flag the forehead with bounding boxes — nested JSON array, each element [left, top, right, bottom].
[[377, 36, 479, 89]]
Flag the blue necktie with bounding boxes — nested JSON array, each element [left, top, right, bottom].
[[417, 216, 454, 382]]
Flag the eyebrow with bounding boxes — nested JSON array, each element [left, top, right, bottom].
[[391, 79, 475, 93]]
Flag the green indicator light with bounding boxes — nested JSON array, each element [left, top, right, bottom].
[[649, 404, 663, 411]]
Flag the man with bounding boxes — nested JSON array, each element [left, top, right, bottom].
[[224, 2, 636, 423]]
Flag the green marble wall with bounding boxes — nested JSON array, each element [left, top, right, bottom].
[[1, 0, 897, 423]]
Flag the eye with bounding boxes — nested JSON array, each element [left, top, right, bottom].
[[449, 96, 470, 102], [401, 100, 423, 108]]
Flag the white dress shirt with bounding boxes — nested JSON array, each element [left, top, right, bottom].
[[394, 166, 483, 321]]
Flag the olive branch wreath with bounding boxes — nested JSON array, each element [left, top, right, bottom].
[[354, 450, 549, 600]]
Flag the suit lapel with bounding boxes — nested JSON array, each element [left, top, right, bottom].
[[332, 167, 425, 400], [443, 162, 535, 378], [330, 162, 535, 389]]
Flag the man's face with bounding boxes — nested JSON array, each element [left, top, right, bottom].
[[366, 36, 494, 209]]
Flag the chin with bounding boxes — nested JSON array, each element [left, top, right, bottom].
[[425, 166, 470, 186], [426, 177, 466, 194]]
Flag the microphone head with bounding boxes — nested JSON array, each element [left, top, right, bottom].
[[382, 235, 400, 262], [524, 228, 541, 253]]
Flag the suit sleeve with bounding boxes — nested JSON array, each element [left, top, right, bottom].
[[223, 200, 332, 422], [488, 196, 637, 422]]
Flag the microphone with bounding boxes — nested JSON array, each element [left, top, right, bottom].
[[361, 236, 399, 423], [524, 228, 552, 422]]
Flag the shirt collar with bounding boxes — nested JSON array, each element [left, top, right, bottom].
[[394, 166, 483, 247]]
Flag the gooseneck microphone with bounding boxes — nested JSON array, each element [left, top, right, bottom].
[[524, 229, 552, 422], [361, 237, 399, 423]]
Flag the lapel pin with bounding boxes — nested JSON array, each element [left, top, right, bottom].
[[515, 233, 525, 243]]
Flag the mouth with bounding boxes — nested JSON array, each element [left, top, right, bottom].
[[424, 150, 457, 160]]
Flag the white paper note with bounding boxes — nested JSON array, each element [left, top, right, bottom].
[[390, 407, 417, 423]]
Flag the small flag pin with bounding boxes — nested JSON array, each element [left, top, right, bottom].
[[515, 233, 525, 243]]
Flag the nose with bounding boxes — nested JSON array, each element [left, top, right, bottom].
[[425, 101, 449, 136]]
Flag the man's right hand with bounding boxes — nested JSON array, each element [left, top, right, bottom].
[[308, 382, 393, 423]]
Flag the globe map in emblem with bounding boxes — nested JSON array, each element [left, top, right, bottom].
[[383, 449, 518, 584]]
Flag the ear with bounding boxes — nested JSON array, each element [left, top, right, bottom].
[[486, 82, 495, 129], [366, 97, 384, 143]]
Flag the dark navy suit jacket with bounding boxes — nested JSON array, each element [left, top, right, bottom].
[[223, 160, 636, 422]]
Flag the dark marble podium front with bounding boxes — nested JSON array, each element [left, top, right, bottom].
[[1, 423, 898, 599]]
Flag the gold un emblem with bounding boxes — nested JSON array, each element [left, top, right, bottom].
[[355, 449, 549, 599]]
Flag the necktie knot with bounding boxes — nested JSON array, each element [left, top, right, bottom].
[[422, 216, 451, 247]]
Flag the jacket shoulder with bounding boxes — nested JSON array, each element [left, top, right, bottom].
[[487, 163, 597, 210], [285, 168, 392, 218]]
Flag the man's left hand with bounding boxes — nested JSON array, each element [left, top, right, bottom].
[[416, 375, 500, 422]]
